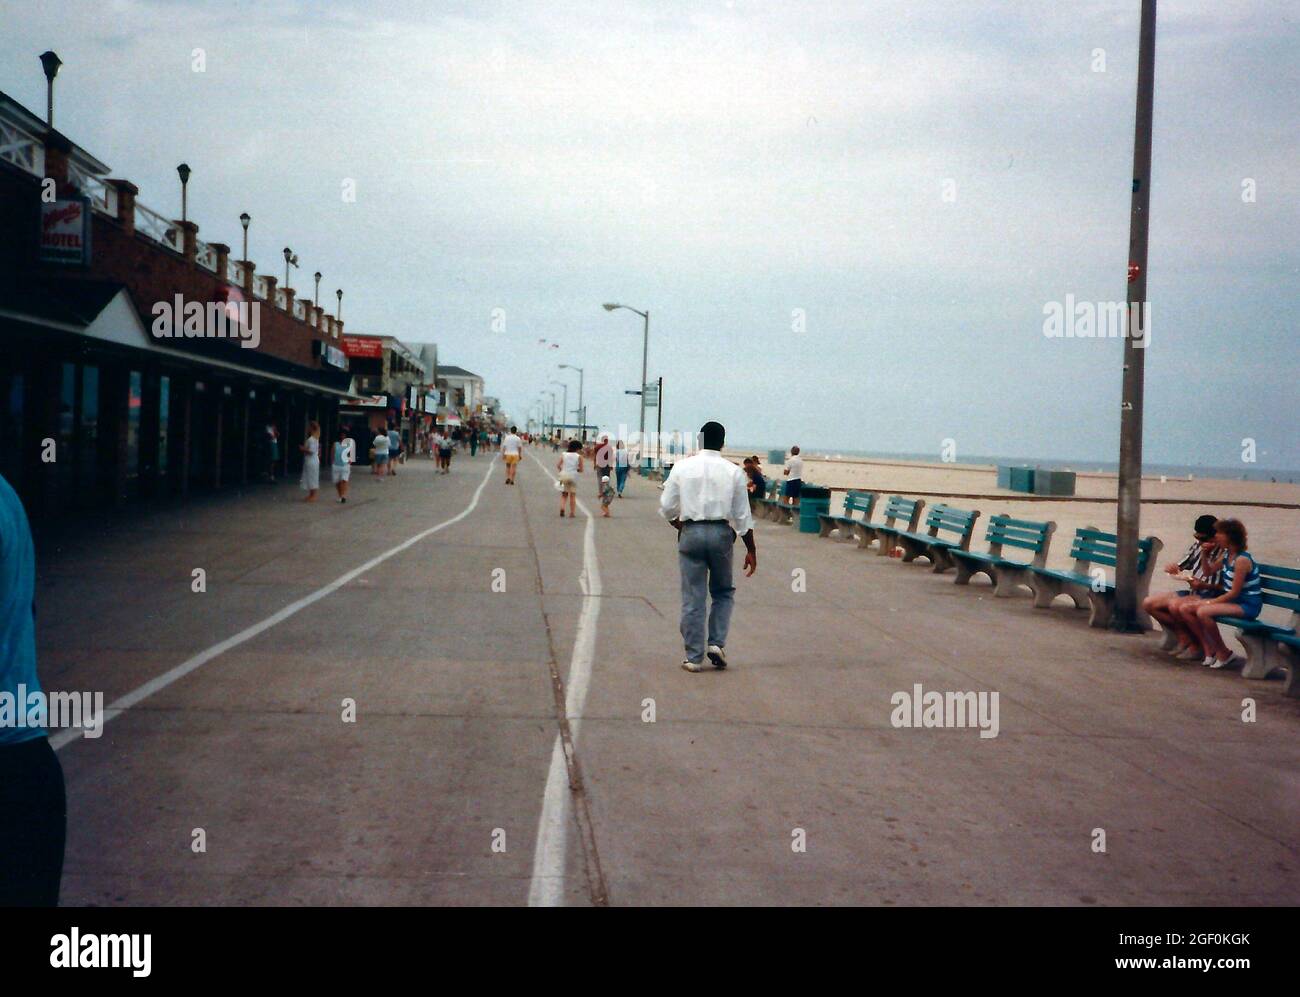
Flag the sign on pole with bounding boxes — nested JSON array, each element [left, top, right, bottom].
[[642, 382, 659, 407]]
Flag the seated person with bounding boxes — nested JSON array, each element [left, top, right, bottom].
[[1142, 514, 1224, 661], [1192, 518, 1264, 670]]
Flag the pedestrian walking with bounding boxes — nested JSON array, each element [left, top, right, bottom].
[[371, 427, 389, 479], [266, 423, 280, 482], [332, 426, 355, 503], [557, 439, 582, 517], [659, 421, 757, 672], [501, 426, 523, 485], [387, 422, 401, 476], [299, 421, 321, 501], [614, 439, 631, 497], [599, 474, 615, 517], [438, 431, 453, 473], [0, 473, 66, 907]]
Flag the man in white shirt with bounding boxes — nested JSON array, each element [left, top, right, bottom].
[[659, 421, 757, 672], [500, 425, 523, 485], [783, 446, 804, 505]]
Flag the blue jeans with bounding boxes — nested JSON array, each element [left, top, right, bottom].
[[615, 466, 629, 494], [677, 522, 736, 663]]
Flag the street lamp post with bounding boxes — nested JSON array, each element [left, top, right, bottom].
[[550, 380, 568, 438], [314, 271, 322, 307], [39, 51, 61, 127], [545, 390, 557, 437], [1113, 0, 1158, 631], [558, 364, 585, 441], [335, 288, 343, 321], [282, 247, 298, 290], [176, 163, 191, 224], [603, 303, 649, 448], [239, 212, 250, 261]]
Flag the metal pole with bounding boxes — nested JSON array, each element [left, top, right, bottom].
[[577, 367, 585, 442], [639, 311, 650, 448], [1112, 0, 1157, 631], [656, 376, 663, 470]]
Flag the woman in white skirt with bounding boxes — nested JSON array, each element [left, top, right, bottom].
[[299, 420, 321, 502], [331, 426, 355, 503], [556, 439, 583, 518]]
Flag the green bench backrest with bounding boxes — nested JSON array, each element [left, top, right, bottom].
[[883, 495, 920, 523], [986, 515, 1052, 553], [924, 503, 977, 537], [1069, 528, 1155, 574], [843, 490, 876, 516], [1255, 563, 1300, 613]]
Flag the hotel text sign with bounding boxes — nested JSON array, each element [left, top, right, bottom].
[[40, 197, 92, 265]]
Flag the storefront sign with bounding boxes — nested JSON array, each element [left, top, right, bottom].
[[325, 345, 347, 369], [39, 196, 92, 265], [340, 336, 383, 358]]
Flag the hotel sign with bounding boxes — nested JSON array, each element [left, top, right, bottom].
[[39, 196, 92, 265], [340, 336, 384, 359]]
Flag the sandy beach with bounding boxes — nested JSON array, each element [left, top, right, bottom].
[[730, 451, 1300, 581]]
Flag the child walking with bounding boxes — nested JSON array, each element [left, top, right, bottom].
[[599, 474, 615, 517]]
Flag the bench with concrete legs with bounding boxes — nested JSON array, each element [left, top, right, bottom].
[[949, 515, 1056, 596], [1217, 563, 1300, 683], [857, 495, 925, 555], [1027, 527, 1162, 629], [755, 480, 781, 519], [892, 503, 981, 573], [817, 490, 877, 540], [1273, 634, 1300, 697]]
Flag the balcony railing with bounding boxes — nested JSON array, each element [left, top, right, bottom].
[[66, 162, 118, 218], [195, 239, 218, 273], [134, 201, 181, 252], [252, 274, 269, 300], [0, 116, 45, 177], [227, 259, 248, 287]]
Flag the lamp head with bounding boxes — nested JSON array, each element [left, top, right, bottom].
[[176, 163, 191, 184], [239, 212, 250, 230], [40, 51, 62, 82], [602, 303, 618, 312]]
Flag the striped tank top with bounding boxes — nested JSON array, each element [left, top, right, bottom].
[[1223, 551, 1262, 601]]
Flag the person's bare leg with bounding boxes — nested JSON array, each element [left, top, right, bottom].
[[1195, 603, 1242, 661]]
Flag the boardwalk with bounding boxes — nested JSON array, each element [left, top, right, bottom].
[[39, 449, 1300, 906]]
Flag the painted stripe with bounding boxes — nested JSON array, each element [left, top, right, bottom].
[[527, 452, 603, 907], [50, 460, 497, 752]]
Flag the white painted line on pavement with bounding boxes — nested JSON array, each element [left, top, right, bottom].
[[526, 451, 603, 907], [50, 460, 498, 752]]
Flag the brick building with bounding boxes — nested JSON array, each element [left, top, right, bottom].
[[0, 86, 353, 517]]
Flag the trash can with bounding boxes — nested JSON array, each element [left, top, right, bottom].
[[1008, 467, 1035, 493], [1032, 469, 1076, 496], [797, 485, 831, 534], [640, 458, 654, 477], [768, 449, 786, 466]]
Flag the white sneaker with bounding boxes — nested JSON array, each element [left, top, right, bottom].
[[1201, 656, 1217, 667], [706, 645, 728, 669], [681, 659, 705, 673], [1210, 654, 1244, 670]]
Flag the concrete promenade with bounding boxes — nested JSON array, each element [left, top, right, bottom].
[[37, 448, 1300, 906]]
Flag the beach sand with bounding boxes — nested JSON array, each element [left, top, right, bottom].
[[730, 452, 1300, 585]]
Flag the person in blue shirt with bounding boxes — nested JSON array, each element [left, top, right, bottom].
[[0, 472, 65, 906], [1193, 517, 1263, 670]]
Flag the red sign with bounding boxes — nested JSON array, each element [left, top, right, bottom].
[[39, 197, 91, 265], [340, 336, 383, 358]]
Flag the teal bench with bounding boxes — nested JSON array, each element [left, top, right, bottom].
[[1216, 562, 1300, 686], [771, 484, 807, 525], [950, 515, 1056, 597], [817, 490, 877, 541], [1027, 527, 1163, 628], [755, 480, 781, 519], [858, 495, 925, 555], [893, 503, 981, 573], [1274, 634, 1300, 697]]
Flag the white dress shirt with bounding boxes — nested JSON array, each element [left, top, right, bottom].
[[659, 450, 755, 534], [785, 455, 804, 480]]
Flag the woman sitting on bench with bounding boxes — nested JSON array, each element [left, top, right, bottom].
[[1189, 518, 1263, 670]]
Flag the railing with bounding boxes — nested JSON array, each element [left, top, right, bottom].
[[134, 201, 181, 252], [227, 259, 248, 287], [66, 162, 118, 218], [293, 297, 307, 320], [0, 116, 44, 177], [275, 288, 287, 309], [252, 274, 269, 299], [195, 239, 218, 273]]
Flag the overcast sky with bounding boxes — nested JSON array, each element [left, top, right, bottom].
[[5, 0, 1297, 468]]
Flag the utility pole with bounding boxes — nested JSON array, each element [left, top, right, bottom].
[[655, 377, 663, 470], [1112, 0, 1157, 631]]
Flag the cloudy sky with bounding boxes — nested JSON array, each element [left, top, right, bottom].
[[5, 0, 1297, 468]]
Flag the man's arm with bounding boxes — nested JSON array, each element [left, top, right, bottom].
[[731, 469, 756, 574], [659, 469, 682, 528]]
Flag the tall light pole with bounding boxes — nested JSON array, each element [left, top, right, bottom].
[[335, 288, 343, 321], [558, 363, 585, 441], [603, 303, 649, 445], [314, 271, 322, 307], [239, 212, 250, 261], [283, 247, 298, 290], [1113, 0, 1158, 631], [176, 163, 191, 223], [545, 390, 557, 436], [39, 51, 61, 127], [550, 380, 568, 437]]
